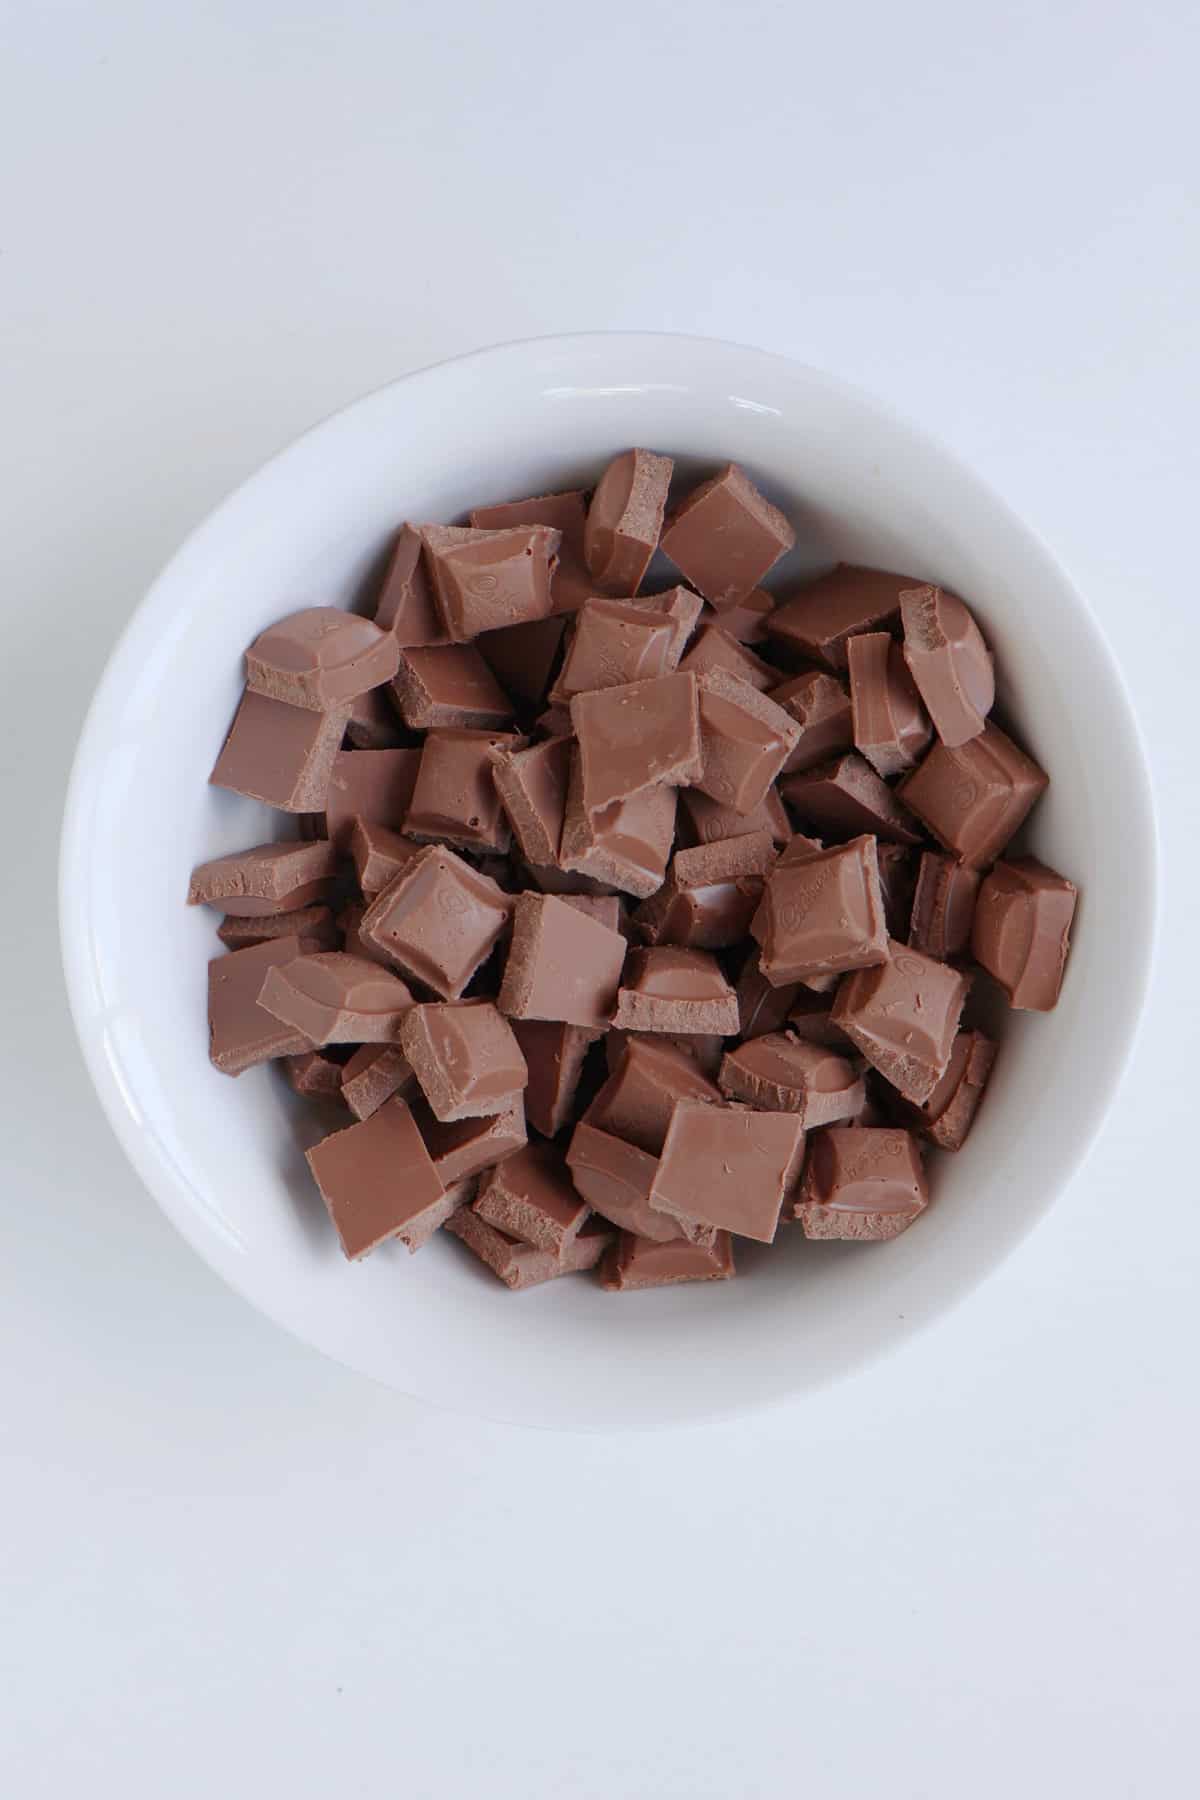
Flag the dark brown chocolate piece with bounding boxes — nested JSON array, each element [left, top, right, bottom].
[[498, 892, 626, 1028], [391, 644, 514, 730], [284, 1050, 347, 1098], [650, 1099, 805, 1244], [678, 620, 777, 692], [895, 1028, 995, 1150], [771, 671, 855, 775], [418, 1096, 527, 1184], [340, 1043, 417, 1120], [469, 489, 590, 614], [306, 1097, 448, 1258], [347, 818, 422, 900], [344, 686, 407, 750], [767, 565, 915, 670], [847, 631, 932, 777], [558, 747, 677, 898], [565, 1122, 680, 1243], [632, 830, 776, 950], [489, 735, 570, 868], [474, 1141, 590, 1253], [208, 936, 310, 1075], [211, 689, 350, 812], [611, 947, 739, 1036], [374, 524, 448, 647], [710, 587, 774, 644], [511, 1019, 601, 1137], [719, 1033, 864, 1126], [476, 615, 567, 707], [571, 671, 702, 813], [400, 1000, 528, 1121], [736, 952, 800, 1040], [245, 607, 399, 710], [420, 522, 560, 640], [908, 851, 980, 958], [403, 728, 522, 853], [782, 753, 922, 845], [324, 747, 423, 851], [188, 840, 340, 916], [217, 904, 339, 952], [585, 1035, 722, 1156], [900, 585, 994, 748], [549, 599, 678, 705], [259, 951, 415, 1044], [876, 842, 918, 940], [971, 857, 1077, 1009], [692, 669, 801, 815], [601, 1229, 735, 1289], [751, 835, 888, 983], [897, 724, 1048, 868], [359, 845, 512, 999], [661, 463, 795, 605], [445, 1203, 610, 1288], [677, 784, 791, 849], [795, 1126, 928, 1240], [832, 942, 969, 1102], [584, 448, 673, 594]]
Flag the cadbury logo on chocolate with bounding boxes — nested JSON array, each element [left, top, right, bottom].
[[954, 780, 978, 810], [892, 953, 925, 978], [438, 887, 471, 921], [467, 572, 500, 598], [776, 862, 832, 933]]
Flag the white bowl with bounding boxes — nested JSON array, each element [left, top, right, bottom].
[[59, 333, 1155, 1431]]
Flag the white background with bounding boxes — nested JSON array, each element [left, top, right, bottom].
[[3, 2, 1198, 1794]]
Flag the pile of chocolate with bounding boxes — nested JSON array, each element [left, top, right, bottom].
[[191, 450, 1077, 1292]]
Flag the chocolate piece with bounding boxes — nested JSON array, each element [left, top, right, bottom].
[[336, 900, 372, 959], [908, 851, 980, 958], [782, 753, 922, 846], [559, 894, 623, 931], [767, 565, 915, 671], [584, 448, 673, 594], [375, 524, 448, 647], [751, 835, 888, 983], [469, 489, 591, 615], [971, 857, 1077, 1010], [571, 671, 702, 813], [306, 1097, 447, 1259], [900, 585, 994, 748], [359, 845, 512, 999], [188, 839, 340, 916], [775, 829, 827, 866], [677, 784, 791, 849], [210, 689, 349, 812], [622, 585, 705, 660], [601, 1230, 735, 1290], [710, 587, 774, 644], [678, 621, 777, 692], [474, 1141, 590, 1253], [208, 936, 309, 1075], [418, 1096, 527, 1184], [419, 522, 560, 640], [832, 942, 969, 1102], [876, 842, 918, 940], [632, 830, 776, 950], [340, 1043, 417, 1120], [605, 1028, 725, 1077], [585, 1034, 722, 1156], [772, 671, 855, 774], [559, 747, 677, 898], [403, 728, 522, 853], [476, 615, 566, 707], [445, 1203, 610, 1289], [565, 1122, 681, 1242], [786, 990, 854, 1048], [400, 1000, 528, 1121], [650, 1099, 804, 1244], [847, 631, 932, 777], [391, 644, 514, 730], [217, 904, 339, 952], [488, 736, 570, 868], [736, 952, 800, 1039], [344, 685, 407, 750], [535, 704, 573, 737], [324, 747, 423, 851], [692, 668, 801, 813], [549, 599, 678, 704], [897, 724, 1048, 868], [660, 464, 795, 605], [718, 1033, 865, 1126], [284, 1049, 347, 1098], [795, 1126, 928, 1240], [895, 1028, 995, 1150], [259, 951, 415, 1044], [348, 818, 422, 900], [498, 892, 626, 1028], [245, 607, 399, 710], [611, 947, 739, 1036], [511, 1019, 601, 1136]]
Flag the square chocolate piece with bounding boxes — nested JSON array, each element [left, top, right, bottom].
[[489, 736, 571, 868], [404, 728, 523, 853], [794, 1126, 928, 1240], [611, 948, 739, 1036], [832, 941, 969, 1102], [585, 1034, 722, 1156], [210, 689, 350, 812], [718, 1033, 865, 1127], [498, 893, 627, 1029], [750, 835, 888, 984], [558, 748, 678, 899], [207, 936, 310, 1075], [419, 522, 560, 640], [897, 724, 1048, 868], [600, 1230, 736, 1290], [324, 747, 423, 850], [549, 598, 678, 704], [660, 463, 795, 605], [649, 1099, 805, 1244], [571, 672, 702, 814], [766, 565, 915, 670], [400, 1000, 528, 1121], [305, 1097, 448, 1259], [374, 524, 448, 647], [391, 644, 515, 730], [678, 620, 777, 691], [583, 448, 673, 595], [359, 845, 512, 1000], [971, 856, 1077, 1009], [245, 606, 399, 710], [692, 668, 801, 814], [474, 1141, 591, 1254]]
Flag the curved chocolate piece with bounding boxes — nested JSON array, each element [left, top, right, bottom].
[[611, 947, 739, 1036], [583, 448, 673, 594], [585, 1035, 723, 1157], [908, 851, 980, 958], [782, 753, 922, 846], [971, 856, 1077, 1010], [772, 671, 854, 775], [751, 835, 888, 984], [565, 1121, 680, 1243], [900, 585, 994, 748], [571, 672, 701, 814], [419, 523, 560, 641], [359, 845, 512, 1000], [601, 1230, 735, 1290], [188, 839, 339, 917], [692, 669, 801, 815], [718, 1033, 865, 1127], [559, 753, 678, 899], [258, 951, 416, 1044], [678, 620, 778, 691], [831, 941, 969, 1103], [375, 524, 447, 648], [549, 599, 677, 704], [897, 724, 1048, 868], [795, 1126, 928, 1240], [766, 565, 916, 670], [401, 1000, 528, 1122], [660, 463, 795, 606], [245, 607, 400, 711], [847, 631, 932, 777], [650, 1100, 805, 1245]]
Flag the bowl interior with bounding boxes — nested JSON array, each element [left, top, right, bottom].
[[59, 334, 1154, 1430]]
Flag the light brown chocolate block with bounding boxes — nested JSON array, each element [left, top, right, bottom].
[[400, 1001, 528, 1122], [782, 752, 922, 846], [489, 736, 571, 868], [348, 818, 422, 900], [400, 1176, 478, 1253], [305, 1097, 448, 1259], [476, 615, 567, 707], [391, 644, 515, 730], [795, 1125, 928, 1240], [323, 747, 423, 851], [549, 599, 678, 704], [374, 523, 449, 647], [245, 607, 399, 710], [559, 894, 623, 931], [766, 565, 915, 670], [340, 1043, 418, 1120], [469, 490, 591, 616], [583, 448, 673, 595], [897, 724, 1048, 868], [585, 1035, 722, 1156], [417, 1096, 527, 1184], [403, 728, 523, 853], [894, 1028, 995, 1151], [900, 585, 994, 748], [847, 631, 932, 777], [188, 840, 340, 917], [601, 1230, 735, 1290], [611, 947, 739, 1036], [677, 784, 790, 849], [208, 936, 310, 1075], [445, 1203, 611, 1289], [217, 904, 339, 952], [419, 522, 560, 640], [650, 1100, 805, 1244], [535, 704, 573, 737], [771, 671, 855, 775], [622, 585, 705, 661], [661, 463, 795, 605], [571, 671, 702, 814], [284, 1050, 347, 1099], [678, 620, 777, 691], [632, 831, 776, 951], [832, 942, 969, 1103], [971, 857, 1077, 1009], [786, 990, 854, 1049], [558, 749, 677, 899], [258, 952, 415, 1044], [736, 952, 800, 1040], [474, 1141, 591, 1253], [359, 846, 512, 1000], [511, 1020, 601, 1137], [605, 1028, 725, 1077], [565, 1122, 682, 1243], [750, 835, 888, 983], [499, 893, 627, 1029], [719, 1033, 865, 1127], [908, 851, 980, 959], [210, 689, 350, 812], [711, 587, 774, 643], [692, 668, 801, 814], [344, 686, 407, 750]]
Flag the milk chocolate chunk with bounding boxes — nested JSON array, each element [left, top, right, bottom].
[[605, 1028, 725, 1077], [559, 894, 624, 931], [445, 1202, 610, 1289], [359, 845, 512, 999], [347, 818, 421, 899], [767, 565, 916, 671], [971, 856, 1077, 1010], [661, 463, 796, 605], [511, 1019, 601, 1137], [908, 851, 980, 958], [392, 644, 514, 730], [400, 1000, 528, 1122], [419, 522, 560, 641], [375, 523, 448, 647], [584, 448, 673, 595], [786, 990, 854, 1049], [898, 724, 1047, 868], [535, 704, 573, 737], [559, 748, 678, 898], [470, 489, 592, 615], [217, 904, 340, 952], [736, 952, 800, 1040], [678, 784, 790, 850], [650, 1099, 805, 1244], [324, 747, 423, 850], [692, 669, 802, 814], [623, 585, 705, 660], [751, 835, 888, 983], [678, 621, 777, 692], [188, 840, 340, 916], [499, 892, 627, 1029], [336, 900, 372, 959], [832, 942, 969, 1102], [847, 631, 932, 777], [476, 615, 566, 707], [900, 585, 994, 748], [284, 1049, 347, 1098], [305, 1097, 447, 1259], [585, 1035, 722, 1156], [771, 671, 855, 775], [474, 1141, 591, 1253], [782, 753, 922, 846], [488, 735, 570, 867], [344, 686, 407, 750], [418, 1095, 527, 1184], [612, 947, 739, 1036], [632, 831, 776, 950], [876, 842, 918, 940], [571, 671, 702, 814], [549, 599, 678, 705], [565, 1122, 681, 1242], [245, 607, 399, 711], [775, 829, 826, 867], [711, 587, 774, 644], [211, 689, 350, 812], [259, 951, 415, 1044], [208, 936, 310, 1075], [402, 728, 522, 853], [896, 1029, 995, 1150], [718, 1033, 865, 1127], [795, 1126, 928, 1240], [340, 1042, 417, 1120], [601, 1229, 735, 1290]]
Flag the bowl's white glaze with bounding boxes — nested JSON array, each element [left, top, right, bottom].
[[59, 334, 1155, 1430]]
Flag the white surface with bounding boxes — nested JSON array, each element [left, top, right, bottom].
[[60, 333, 1155, 1429], [3, 0, 1198, 1791]]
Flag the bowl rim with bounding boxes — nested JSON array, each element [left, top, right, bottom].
[[58, 329, 1159, 1429]]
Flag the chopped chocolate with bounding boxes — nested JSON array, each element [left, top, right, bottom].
[[245, 606, 399, 710], [767, 565, 915, 670], [650, 1099, 804, 1244], [324, 746, 423, 850], [445, 1203, 610, 1289], [677, 783, 791, 849], [392, 644, 514, 730], [601, 1229, 735, 1290], [775, 829, 827, 866], [188, 839, 340, 916], [549, 598, 678, 705], [417, 1095, 527, 1184], [259, 951, 415, 1044], [583, 448, 673, 594], [718, 1033, 865, 1126], [374, 524, 448, 647], [605, 1028, 725, 1076], [211, 689, 350, 812], [208, 936, 310, 1075], [876, 842, 918, 940], [971, 857, 1077, 1010], [611, 947, 739, 1036], [897, 724, 1048, 868], [623, 584, 705, 660], [348, 818, 422, 900], [336, 900, 372, 959], [420, 522, 560, 640], [847, 631, 932, 777], [661, 463, 795, 605], [900, 585, 994, 748], [632, 830, 776, 950], [403, 728, 522, 853], [782, 752, 922, 845], [571, 671, 702, 813], [785, 990, 854, 1048], [710, 587, 774, 644], [908, 851, 980, 958], [795, 1126, 928, 1240], [474, 1141, 591, 1253], [751, 835, 888, 983], [772, 670, 855, 774], [498, 892, 626, 1028], [832, 942, 969, 1102], [895, 1028, 995, 1150], [489, 735, 570, 867], [217, 904, 340, 952], [559, 748, 677, 898], [340, 1042, 417, 1120], [511, 1019, 602, 1137], [359, 845, 512, 999], [284, 1049, 347, 1098], [678, 620, 777, 691], [585, 1034, 722, 1156], [400, 1000, 528, 1121], [535, 704, 573, 737], [306, 1097, 448, 1259], [559, 894, 624, 931], [692, 668, 801, 814], [565, 1121, 681, 1242], [344, 685, 408, 750], [476, 615, 567, 707], [469, 490, 590, 614], [736, 952, 800, 1039]]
